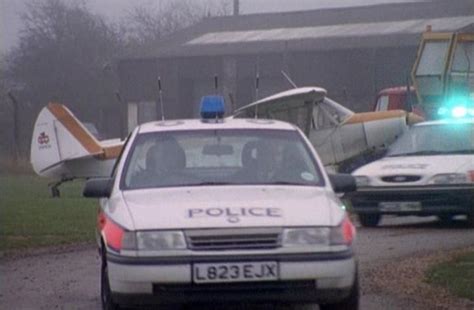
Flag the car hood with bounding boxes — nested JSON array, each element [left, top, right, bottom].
[[121, 186, 342, 230], [353, 155, 474, 176]]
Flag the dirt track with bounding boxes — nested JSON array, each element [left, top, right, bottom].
[[1, 216, 474, 309]]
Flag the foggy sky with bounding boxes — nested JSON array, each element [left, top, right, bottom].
[[1, 0, 421, 55]]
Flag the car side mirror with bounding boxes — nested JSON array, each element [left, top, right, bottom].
[[328, 173, 356, 193], [83, 177, 113, 198]]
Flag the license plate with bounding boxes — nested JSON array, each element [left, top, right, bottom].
[[379, 201, 422, 212], [193, 261, 278, 284]]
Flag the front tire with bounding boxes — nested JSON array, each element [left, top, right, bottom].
[[101, 248, 120, 310], [358, 213, 381, 227], [467, 211, 474, 228], [319, 273, 359, 310]]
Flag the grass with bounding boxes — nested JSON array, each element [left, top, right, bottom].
[[426, 251, 474, 301], [0, 174, 98, 251]]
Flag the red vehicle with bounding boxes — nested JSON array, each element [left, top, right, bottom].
[[374, 86, 425, 118]]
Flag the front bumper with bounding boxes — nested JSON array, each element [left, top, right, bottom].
[[350, 184, 474, 215], [107, 251, 356, 306]]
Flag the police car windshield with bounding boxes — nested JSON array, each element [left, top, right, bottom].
[[387, 123, 474, 157], [122, 129, 324, 189]]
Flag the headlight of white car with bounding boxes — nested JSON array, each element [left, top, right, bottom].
[[353, 175, 370, 187], [428, 173, 469, 185], [282, 228, 331, 246], [282, 218, 355, 247], [136, 231, 187, 250]]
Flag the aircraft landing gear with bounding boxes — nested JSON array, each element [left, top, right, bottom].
[[48, 178, 74, 198]]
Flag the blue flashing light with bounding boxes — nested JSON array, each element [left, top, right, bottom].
[[200, 95, 225, 119]]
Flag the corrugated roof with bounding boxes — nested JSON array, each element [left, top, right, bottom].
[[137, 0, 474, 58], [185, 16, 473, 46]]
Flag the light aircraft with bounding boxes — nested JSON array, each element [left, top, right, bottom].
[[30, 87, 422, 196], [31, 103, 124, 196]]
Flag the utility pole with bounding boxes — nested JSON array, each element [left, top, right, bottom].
[[233, 0, 239, 16]]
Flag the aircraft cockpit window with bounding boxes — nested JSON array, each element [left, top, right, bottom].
[[312, 98, 353, 130]]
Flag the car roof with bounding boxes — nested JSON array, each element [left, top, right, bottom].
[[137, 118, 298, 134], [412, 118, 474, 127]]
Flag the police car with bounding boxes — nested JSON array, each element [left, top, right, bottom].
[[83, 96, 358, 310], [351, 118, 474, 227]]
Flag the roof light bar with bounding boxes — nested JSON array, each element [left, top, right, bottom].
[[200, 95, 225, 119]]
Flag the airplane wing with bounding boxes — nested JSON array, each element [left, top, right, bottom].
[[30, 103, 124, 180], [233, 87, 327, 135]]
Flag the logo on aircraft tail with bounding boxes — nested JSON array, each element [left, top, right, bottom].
[[38, 132, 52, 149], [38, 132, 50, 145]]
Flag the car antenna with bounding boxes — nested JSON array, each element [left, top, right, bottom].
[[214, 74, 219, 94], [158, 76, 165, 121], [281, 70, 298, 89], [405, 75, 413, 113], [255, 65, 260, 118]]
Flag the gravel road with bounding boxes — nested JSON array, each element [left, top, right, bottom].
[[1, 216, 474, 310]]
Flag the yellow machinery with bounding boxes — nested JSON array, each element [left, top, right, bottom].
[[412, 25, 474, 119]]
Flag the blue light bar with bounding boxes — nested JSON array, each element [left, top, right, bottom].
[[200, 95, 225, 119]]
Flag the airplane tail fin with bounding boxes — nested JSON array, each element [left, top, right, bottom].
[[30, 103, 103, 178]]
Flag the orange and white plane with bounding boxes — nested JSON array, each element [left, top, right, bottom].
[[31, 88, 423, 195], [233, 87, 423, 171], [31, 103, 124, 196]]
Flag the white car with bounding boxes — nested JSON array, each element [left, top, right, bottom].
[[84, 96, 358, 310], [351, 118, 474, 227]]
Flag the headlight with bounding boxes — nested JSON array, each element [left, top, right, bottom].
[[283, 218, 356, 247], [136, 230, 187, 250], [282, 228, 330, 246], [428, 173, 468, 184], [354, 175, 370, 187]]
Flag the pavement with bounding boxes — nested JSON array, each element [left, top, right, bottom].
[[1, 216, 474, 309]]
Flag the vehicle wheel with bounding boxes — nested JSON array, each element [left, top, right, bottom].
[[437, 214, 454, 225], [358, 214, 381, 227], [101, 248, 120, 310], [467, 211, 474, 228], [319, 273, 359, 310]]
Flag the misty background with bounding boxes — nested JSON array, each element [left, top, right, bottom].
[[0, 0, 469, 170]]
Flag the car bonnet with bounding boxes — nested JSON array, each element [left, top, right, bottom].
[[121, 186, 343, 230]]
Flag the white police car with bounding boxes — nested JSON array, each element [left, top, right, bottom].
[[351, 118, 474, 227], [84, 96, 358, 310]]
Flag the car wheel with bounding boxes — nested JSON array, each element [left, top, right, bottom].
[[358, 214, 381, 227], [101, 248, 120, 310], [467, 211, 474, 228], [437, 214, 454, 225], [319, 273, 359, 310]]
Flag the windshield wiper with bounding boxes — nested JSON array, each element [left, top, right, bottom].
[[267, 181, 309, 186], [448, 149, 474, 154], [387, 150, 447, 157], [185, 181, 236, 186]]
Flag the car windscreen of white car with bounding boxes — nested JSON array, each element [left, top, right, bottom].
[[387, 123, 474, 157], [121, 129, 324, 189]]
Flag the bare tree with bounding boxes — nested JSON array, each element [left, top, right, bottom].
[[125, 0, 231, 46], [4, 0, 125, 143]]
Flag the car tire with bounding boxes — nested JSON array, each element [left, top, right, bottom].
[[319, 273, 359, 310], [467, 211, 474, 228], [437, 214, 454, 225], [101, 247, 120, 310], [358, 214, 381, 227]]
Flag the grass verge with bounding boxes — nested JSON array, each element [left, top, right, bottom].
[[426, 251, 474, 301], [0, 174, 98, 252]]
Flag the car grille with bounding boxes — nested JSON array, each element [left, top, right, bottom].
[[185, 228, 282, 251], [381, 175, 421, 183]]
